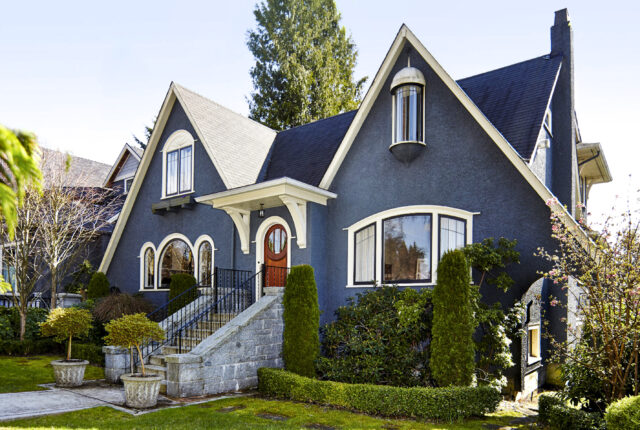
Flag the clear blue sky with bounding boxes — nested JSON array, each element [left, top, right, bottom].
[[1, 0, 638, 221]]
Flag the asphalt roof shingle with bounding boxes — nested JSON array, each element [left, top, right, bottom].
[[457, 54, 562, 160]]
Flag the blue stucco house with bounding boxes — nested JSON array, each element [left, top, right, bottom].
[[99, 9, 611, 396]]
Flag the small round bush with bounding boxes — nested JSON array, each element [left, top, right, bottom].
[[40, 307, 93, 360], [605, 395, 640, 430], [168, 273, 197, 314], [283, 265, 319, 378], [430, 249, 476, 387], [87, 272, 110, 300], [104, 313, 164, 376]]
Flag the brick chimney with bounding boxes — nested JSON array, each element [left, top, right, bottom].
[[550, 9, 578, 216]]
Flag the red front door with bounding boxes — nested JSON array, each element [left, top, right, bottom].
[[264, 224, 288, 287]]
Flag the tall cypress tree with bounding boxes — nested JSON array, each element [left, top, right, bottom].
[[247, 0, 366, 130], [430, 249, 477, 387]]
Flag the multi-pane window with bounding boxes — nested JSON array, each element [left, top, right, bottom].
[[198, 241, 212, 286], [393, 85, 423, 143], [383, 215, 431, 283], [166, 146, 192, 196], [143, 248, 155, 289], [159, 239, 194, 289], [354, 224, 375, 284], [528, 325, 541, 363], [439, 216, 466, 258]]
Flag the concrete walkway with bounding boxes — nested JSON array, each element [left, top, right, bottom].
[[0, 380, 234, 422]]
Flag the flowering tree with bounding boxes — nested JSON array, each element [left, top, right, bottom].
[[538, 199, 640, 406]]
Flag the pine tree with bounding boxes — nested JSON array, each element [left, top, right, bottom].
[[247, 0, 366, 130]]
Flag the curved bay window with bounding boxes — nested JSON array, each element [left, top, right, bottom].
[[159, 239, 193, 289], [143, 247, 155, 289], [383, 214, 432, 283], [393, 84, 423, 144], [198, 241, 212, 286]]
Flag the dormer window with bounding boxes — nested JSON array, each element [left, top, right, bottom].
[[162, 130, 194, 198], [389, 58, 426, 163]]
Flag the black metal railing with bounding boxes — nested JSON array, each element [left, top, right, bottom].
[[138, 267, 254, 362]]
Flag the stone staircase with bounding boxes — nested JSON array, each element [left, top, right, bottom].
[[137, 314, 236, 393]]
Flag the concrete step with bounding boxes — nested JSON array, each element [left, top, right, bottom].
[[149, 354, 166, 366], [162, 345, 191, 355], [196, 318, 235, 331], [138, 364, 167, 380], [184, 327, 218, 338], [170, 337, 202, 349]]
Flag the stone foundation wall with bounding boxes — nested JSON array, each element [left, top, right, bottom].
[[165, 287, 284, 397]]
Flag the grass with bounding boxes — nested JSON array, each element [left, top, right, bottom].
[[1, 395, 531, 429], [0, 355, 104, 393]]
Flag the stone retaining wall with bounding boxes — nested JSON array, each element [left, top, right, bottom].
[[165, 287, 284, 397]]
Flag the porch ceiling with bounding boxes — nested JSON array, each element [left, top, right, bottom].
[[195, 177, 337, 254]]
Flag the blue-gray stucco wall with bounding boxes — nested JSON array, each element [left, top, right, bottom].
[[106, 100, 236, 306], [321, 46, 557, 323]]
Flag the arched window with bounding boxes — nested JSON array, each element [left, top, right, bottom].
[[198, 241, 212, 286], [162, 130, 194, 198], [143, 247, 155, 289], [159, 239, 193, 289]]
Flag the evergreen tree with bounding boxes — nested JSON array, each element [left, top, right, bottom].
[[430, 249, 476, 387], [247, 0, 366, 130]]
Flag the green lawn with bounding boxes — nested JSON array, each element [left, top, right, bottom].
[[1, 395, 530, 429], [0, 355, 104, 393]]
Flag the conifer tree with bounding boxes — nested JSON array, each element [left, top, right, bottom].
[[247, 0, 366, 130]]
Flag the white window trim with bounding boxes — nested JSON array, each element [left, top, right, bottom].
[[528, 323, 542, 365], [345, 205, 476, 288], [139, 242, 156, 291], [148, 233, 195, 291], [194, 234, 215, 285], [391, 84, 426, 146], [161, 129, 195, 199], [255, 216, 292, 297]]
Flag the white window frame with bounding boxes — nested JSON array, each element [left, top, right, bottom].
[[140, 233, 195, 291], [528, 324, 542, 364], [139, 242, 156, 291], [346, 205, 476, 288], [194, 235, 215, 286], [161, 130, 195, 199], [124, 177, 134, 194], [391, 84, 426, 145]]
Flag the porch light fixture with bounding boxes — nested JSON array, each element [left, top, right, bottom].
[[258, 203, 265, 218]]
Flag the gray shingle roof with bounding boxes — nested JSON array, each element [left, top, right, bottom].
[[458, 54, 562, 160], [41, 147, 112, 188], [257, 54, 562, 186], [174, 83, 276, 189]]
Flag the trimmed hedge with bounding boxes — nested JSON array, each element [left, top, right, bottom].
[[258, 367, 501, 422], [72, 343, 105, 366], [168, 274, 197, 315], [538, 394, 605, 430], [87, 272, 110, 300], [0, 338, 62, 356], [605, 395, 640, 430], [283, 265, 319, 377]]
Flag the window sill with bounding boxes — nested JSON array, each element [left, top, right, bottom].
[[528, 356, 542, 366], [346, 283, 435, 289], [161, 190, 195, 201]]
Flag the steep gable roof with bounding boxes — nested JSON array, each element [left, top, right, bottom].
[[173, 84, 276, 189], [458, 55, 562, 160], [41, 147, 111, 188], [258, 110, 357, 186], [103, 143, 142, 187]]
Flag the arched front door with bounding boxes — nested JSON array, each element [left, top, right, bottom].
[[264, 224, 288, 287]]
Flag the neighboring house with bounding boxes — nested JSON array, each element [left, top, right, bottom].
[[99, 10, 611, 396], [0, 147, 133, 307]]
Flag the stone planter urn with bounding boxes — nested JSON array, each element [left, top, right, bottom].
[[50, 360, 89, 387], [120, 373, 162, 408]]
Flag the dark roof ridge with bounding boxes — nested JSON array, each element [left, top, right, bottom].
[[456, 54, 555, 83]]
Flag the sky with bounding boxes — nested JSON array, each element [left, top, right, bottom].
[[1, 0, 638, 222]]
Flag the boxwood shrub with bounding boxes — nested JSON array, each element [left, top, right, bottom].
[[87, 272, 110, 300], [72, 343, 105, 366], [168, 274, 197, 315], [605, 394, 640, 430], [538, 394, 605, 430], [258, 367, 501, 422], [0, 338, 62, 356]]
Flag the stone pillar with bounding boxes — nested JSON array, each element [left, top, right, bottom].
[[103, 346, 131, 383], [56, 293, 83, 308]]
